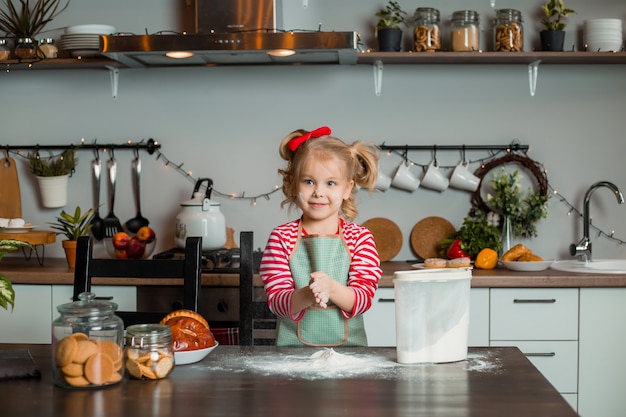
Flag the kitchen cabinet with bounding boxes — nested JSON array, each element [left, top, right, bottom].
[[363, 287, 489, 347], [578, 288, 626, 417], [0, 284, 136, 344], [489, 288, 579, 412]]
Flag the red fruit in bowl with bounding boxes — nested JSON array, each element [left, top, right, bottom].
[[112, 232, 130, 250], [137, 226, 156, 243], [126, 236, 146, 259], [114, 248, 128, 259]]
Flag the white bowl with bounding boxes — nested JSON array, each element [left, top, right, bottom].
[[174, 343, 218, 365], [65, 24, 117, 35], [502, 260, 554, 272]]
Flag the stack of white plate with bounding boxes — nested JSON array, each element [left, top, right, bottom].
[[584, 19, 623, 52], [60, 24, 116, 57]]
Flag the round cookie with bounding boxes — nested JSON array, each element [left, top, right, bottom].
[[56, 335, 78, 367]]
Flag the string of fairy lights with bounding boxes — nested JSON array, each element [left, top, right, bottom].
[[6, 140, 626, 246]]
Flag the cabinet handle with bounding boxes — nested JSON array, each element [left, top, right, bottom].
[[378, 298, 395, 303], [524, 352, 556, 357], [513, 298, 556, 304]]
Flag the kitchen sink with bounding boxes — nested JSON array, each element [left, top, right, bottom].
[[550, 259, 626, 274]]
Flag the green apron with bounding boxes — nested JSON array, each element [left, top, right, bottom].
[[276, 224, 368, 347]]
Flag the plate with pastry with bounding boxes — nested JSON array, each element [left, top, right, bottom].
[[160, 309, 219, 365], [413, 257, 472, 270]]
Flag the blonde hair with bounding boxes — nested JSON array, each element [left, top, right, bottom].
[[278, 128, 380, 222]]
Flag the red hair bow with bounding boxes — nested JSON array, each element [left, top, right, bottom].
[[288, 126, 332, 152]]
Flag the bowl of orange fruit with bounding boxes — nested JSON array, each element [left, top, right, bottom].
[[104, 226, 157, 259]]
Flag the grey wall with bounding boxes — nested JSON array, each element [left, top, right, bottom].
[[3, 0, 626, 261]]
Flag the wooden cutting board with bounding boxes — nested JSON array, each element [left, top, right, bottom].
[[410, 216, 456, 260], [0, 157, 21, 219], [362, 217, 403, 262]]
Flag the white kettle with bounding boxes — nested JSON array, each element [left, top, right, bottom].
[[175, 178, 226, 251]]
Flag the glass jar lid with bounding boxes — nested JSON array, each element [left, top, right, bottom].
[[451, 10, 479, 23], [56, 292, 119, 317], [496, 9, 523, 22], [39, 37, 55, 45], [414, 7, 440, 22], [126, 324, 172, 348]]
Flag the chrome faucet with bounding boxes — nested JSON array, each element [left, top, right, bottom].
[[570, 181, 624, 261]]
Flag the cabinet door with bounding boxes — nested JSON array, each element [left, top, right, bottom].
[[579, 288, 626, 417], [490, 288, 578, 340], [363, 287, 489, 347], [0, 284, 51, 343]]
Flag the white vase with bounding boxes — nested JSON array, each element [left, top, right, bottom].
[[500, 215, 512, 256], [36, 175, 69, 208]]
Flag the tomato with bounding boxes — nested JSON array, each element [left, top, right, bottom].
[[475, 248, 498, 269], [447, 239, 470, 259]]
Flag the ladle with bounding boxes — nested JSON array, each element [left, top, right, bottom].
[[89, 158, 104, 240], [125, 155, 149, 233]]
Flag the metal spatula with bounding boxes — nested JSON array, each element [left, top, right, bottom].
[[103, 155, 123, 238]]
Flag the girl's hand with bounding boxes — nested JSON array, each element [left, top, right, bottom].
[[309, 273, 332, 308]]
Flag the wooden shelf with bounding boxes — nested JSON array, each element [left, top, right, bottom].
[[357, 51, 626, 65]]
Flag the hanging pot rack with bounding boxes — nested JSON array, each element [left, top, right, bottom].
[[379, 143, 528, 153], [0, 138, 160, 155]]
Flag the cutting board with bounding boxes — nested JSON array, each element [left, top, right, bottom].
[[410, 216, 456, 260], [0, 157, 21, 219], [362, 217, 403, 262]]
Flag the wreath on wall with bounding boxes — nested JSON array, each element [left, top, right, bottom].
[[470, 153, 550, 239]]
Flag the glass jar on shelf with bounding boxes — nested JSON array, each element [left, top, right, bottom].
[[450, 10, 480, 52], [51, 292, 125, 389], [38, 37, 58, 59], [0, 39, 10, 61], [14, 37, 36, 59], [494, 9, 524, 52], [413, 7, 441, 52]]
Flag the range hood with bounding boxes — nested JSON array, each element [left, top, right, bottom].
[[99, 31, 359, 68]]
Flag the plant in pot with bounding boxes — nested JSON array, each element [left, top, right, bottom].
[[375, 1, 407, 52], [540, 0, 576, 51], [28, 148, 78, 208], [0, 239, 32, 311], [48, 206, 93, 269], [0, 0, 70, 59]]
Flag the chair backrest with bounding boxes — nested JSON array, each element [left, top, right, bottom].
[[238, 231, 276, 345], [73, 236, 202, 327]]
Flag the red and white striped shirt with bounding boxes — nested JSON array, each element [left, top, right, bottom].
[[260, 219, 381, 321]]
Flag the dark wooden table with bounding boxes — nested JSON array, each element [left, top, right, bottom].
[[1, 344, 577, 417]]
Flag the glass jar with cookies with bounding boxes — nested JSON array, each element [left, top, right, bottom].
[[413, 7, 441, 52], [494, 9, 524, 52], [125, 324, 174, 380], [52, 292, 124, 389]]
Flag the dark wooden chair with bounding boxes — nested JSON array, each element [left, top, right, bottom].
[[72, 236, 202, 327], [237, 231, 276, 345]]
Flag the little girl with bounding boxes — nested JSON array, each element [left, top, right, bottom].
[[260, 126, 382, 347]]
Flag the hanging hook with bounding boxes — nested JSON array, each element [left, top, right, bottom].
[[433, 145, 438, 166], [4, 145, 9, 159], [133, 146, 139, 159], [93, 146, 100, 161], [461, 145, 466, 164]]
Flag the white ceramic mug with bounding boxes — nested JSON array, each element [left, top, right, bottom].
[[391, 162, 420, 192], [420, 161, 449, 192], [449, 162, 480, 192], [374, 170, 392, 191]]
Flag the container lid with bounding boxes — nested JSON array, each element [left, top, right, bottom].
[[180, 191, 220, 207], [393, 268, 472, 283], [126, 323, 172, 347], [56, 292, 119, 317]]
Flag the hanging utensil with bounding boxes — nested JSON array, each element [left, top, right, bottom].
[[89, 157, 104, 240], [125, 153, 149, 233], [103, 153, 123, 238]]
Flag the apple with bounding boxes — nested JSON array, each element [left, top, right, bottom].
[[137, 226, 156, 243], [114, 248, 128, 259], [112, 232, 130, 250], [126, 236, 146, 259]]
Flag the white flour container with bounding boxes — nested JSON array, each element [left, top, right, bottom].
[[393, 268, 472, 364]]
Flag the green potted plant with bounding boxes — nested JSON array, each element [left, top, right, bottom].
[[0, 0, 70, 59], [48, 206, 93, 268], [0, 239, 32, 311], [375, 1, 407, 52], [28, 148, 78, 208], [539, 0, 576, 51]]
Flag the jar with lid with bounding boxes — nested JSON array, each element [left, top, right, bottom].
[[450, 10, 480, 52], [38, 37, 58, 59], [0, 39, 10, 61], [494, 9, 524, 52], [125, 324, 174, 380], [14, 37, 36, 59], [52, 292, 124, 389], [413, 7, 441, 52]]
